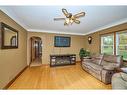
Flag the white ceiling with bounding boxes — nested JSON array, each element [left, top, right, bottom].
[[1, 6, 127, 35]]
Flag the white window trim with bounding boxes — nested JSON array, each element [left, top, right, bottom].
[[101, 34, 114, 55]]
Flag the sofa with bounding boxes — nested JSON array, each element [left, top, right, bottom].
[[81, 54, 123, 84], [112, 67, 127, 89]]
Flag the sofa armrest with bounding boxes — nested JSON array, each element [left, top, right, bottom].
[[103, 66, 114, 70], [121, 68, 127, 73]]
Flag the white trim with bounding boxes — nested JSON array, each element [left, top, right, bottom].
[[0, 7, 28, 30], [1, 8, 127, 36], [101, 34, 114, 55], [84, 18, 127, 35], [27, 29, 85, 36]]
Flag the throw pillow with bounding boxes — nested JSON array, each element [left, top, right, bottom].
[[121, 68, 127, 73]]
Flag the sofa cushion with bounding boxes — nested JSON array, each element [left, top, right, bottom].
[[91, 54, 104, 65], [103, 64, 118, 70], [103, 55, 117, 63], [103, 55, 122, 63], [101, 55, 123, 67], [85, 62, 103, 74], [101, 60, 116, 65]]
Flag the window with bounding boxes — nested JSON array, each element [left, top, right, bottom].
[[101, 34, 114, 55], [116, 31, 127, 60], [100, 30, 127, 61]]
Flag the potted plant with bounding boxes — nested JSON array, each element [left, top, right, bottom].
[[79, 48, 90, 61]]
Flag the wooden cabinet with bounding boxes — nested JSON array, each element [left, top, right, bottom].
[[50, 54, 76, 67]]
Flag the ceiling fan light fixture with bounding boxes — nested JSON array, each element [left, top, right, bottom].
[[70, 19, 74, 24], [65, 18, 74, 25], [65, 18, 70, 24], [54, 8, 85, 26]]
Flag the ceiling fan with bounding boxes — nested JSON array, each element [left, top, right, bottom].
[[54, 8, 85, 26]]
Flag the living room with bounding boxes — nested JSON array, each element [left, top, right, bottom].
[[0, 1, 127, 94]]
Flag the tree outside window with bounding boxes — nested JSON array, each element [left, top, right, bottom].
[[101, 34, 114, 55]]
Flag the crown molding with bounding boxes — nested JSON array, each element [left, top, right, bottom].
[[0, 7, 28, 30], [27, 29, 85, 36], [1, 8, 127, 36], [84, 18, 127, 35]]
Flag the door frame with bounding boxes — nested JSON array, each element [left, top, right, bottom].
[[30, 36, 42, 66]]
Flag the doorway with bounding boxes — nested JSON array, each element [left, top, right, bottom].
[[30, 36, 42, 67]]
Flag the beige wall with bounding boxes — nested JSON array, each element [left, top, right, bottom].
[[0, 11, 27, 89], [1, 8, 126, 89], [27, 32, 85, 65], [84, 23, 127, 54]]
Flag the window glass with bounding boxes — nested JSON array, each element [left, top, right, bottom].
[[116, 31, 127, 60], [101, 34, 114, 55]]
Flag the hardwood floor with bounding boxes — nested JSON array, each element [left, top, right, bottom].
[[8, 63, 111, 89]]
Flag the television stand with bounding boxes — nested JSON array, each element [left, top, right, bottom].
[[50, 54, 76, 67]]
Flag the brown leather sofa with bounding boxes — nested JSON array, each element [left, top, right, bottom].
[[82, 54, 123, 84]]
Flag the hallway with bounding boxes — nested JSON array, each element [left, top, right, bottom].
[[30, 57, 42, 67], [30, 36, 42, 67]]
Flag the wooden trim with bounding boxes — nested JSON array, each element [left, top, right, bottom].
[[99, 34, 101, 54], [29, 37, 32, 66], [100, 32, 114, 36], [114, 32, 116, 55], [99, 29, 127, 60], [3, 66, 28, 89], [99, 28, 127, 36], [99, 29, 127, 55]]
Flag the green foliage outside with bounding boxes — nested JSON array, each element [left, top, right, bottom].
[[119, 33, 127, 44], [102, 46, 113, 55], [118, 33, 127, 60], [102, 33, 127, 60], [103, 46, 127, 60]]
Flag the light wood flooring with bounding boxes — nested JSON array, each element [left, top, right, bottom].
[[8, 63, 111, 89]]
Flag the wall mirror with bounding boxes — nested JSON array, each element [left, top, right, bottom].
[[0, 22, 18, 49]]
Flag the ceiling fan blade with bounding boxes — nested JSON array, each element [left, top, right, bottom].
[[74, 12, 85, 18], [54, 18, 65, 21], [74, 19, 80, 24], [62, 8, 69, 17]]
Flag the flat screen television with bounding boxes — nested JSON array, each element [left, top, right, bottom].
[[54, 36, 71, 47]]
